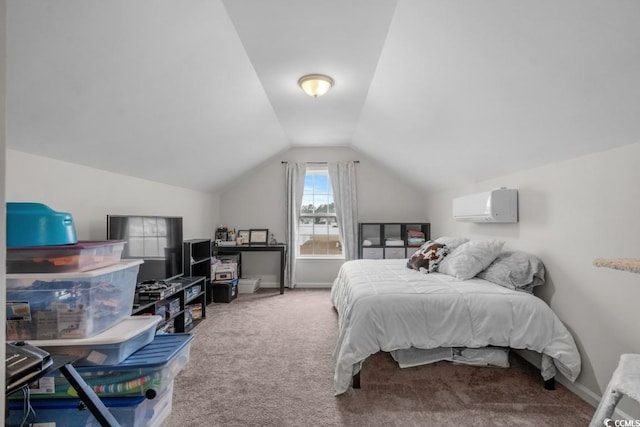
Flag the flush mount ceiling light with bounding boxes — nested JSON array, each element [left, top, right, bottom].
[[298, 74, 334, 98]]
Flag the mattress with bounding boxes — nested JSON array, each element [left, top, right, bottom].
[[330, 259, 581, 395]]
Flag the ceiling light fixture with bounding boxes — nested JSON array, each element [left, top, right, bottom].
[[298, 74, 334, 98]]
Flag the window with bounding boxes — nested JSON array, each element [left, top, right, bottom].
[[298, 166, 343, 257]]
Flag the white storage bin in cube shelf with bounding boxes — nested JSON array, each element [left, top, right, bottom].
[[6, 381, 174, 427], [385, 247, 406, 259], [27, 315, 162, 366], [6, 259, 142, 340], [362, 248, 383, 259]]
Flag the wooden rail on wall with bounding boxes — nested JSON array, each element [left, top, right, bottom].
[[593, 258, 640, 274]]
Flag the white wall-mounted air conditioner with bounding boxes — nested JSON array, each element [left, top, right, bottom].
[[453, 188, 518, 223]]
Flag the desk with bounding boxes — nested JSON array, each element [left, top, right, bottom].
[[6, 355, 120, 427], [213, 244, 287, 294]]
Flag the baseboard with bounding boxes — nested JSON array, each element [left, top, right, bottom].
[[255, 281, 279, 288], [257, 282, 333, 289], [514, 349, 634, 421], [295, 282, 332, 288]]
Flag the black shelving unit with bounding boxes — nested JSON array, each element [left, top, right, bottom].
[[184, 238, 212, 304], [358, 222, 431, 259], [184, 239, 212, 280], [132, 276, 206, 333]]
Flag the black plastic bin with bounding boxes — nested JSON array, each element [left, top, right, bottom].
[[212, 278, 238, 303]]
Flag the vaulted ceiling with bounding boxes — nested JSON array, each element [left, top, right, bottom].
[[6, 1, 640, 193]]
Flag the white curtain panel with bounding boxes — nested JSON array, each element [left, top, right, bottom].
[[329, 161, 358, 261], [285, 162, 306, 288]]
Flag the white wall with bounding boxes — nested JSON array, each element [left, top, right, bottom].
[[424, 142, 640, 416], [220, 146, 427, 286], [6, 150, 221, 240]]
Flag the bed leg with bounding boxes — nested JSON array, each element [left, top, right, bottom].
[[544, 378, 556, 390], [353, 372, 361, 389]]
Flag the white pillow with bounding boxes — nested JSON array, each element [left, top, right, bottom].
[[434, 236, 469, 251], [438, 240, 505, 280]]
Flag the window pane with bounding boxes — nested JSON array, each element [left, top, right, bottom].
[[327, 200, 336, 214], [304, 174, 314, 194], [314, 174, 329, 193], [298, 167, 343, 257], [308, 221, 326, 256], [314, 195, 329, 214], [301, 195, 314, 214], [298, 234, 313, 256], [299, 217, 313, 225], [313, 221, 327, 236], [327, 217, 342, 255]]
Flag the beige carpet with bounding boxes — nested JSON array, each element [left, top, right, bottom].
[[164, 289, 594, 426]]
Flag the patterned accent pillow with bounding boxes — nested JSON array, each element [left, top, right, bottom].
[[407, 241, 449, 273], [407, 241, 436, 268]]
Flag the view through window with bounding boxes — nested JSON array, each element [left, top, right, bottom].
[[298, 167, 343, 256]]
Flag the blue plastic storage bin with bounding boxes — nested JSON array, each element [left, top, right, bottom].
[[7, 202, 78, 247], [26, 333, 193, 400], [7, 381, 174, 427]]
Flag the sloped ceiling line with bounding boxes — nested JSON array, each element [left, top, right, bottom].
[[6, 0, 640, 192]]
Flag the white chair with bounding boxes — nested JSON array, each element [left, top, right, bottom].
[[590, 354, 640, 426]]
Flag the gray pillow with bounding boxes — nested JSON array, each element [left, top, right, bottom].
[[476, 250, 546, 293]]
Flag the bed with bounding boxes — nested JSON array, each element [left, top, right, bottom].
[[330, 239, 581, 395]]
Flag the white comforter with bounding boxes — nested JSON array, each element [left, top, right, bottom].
[[331, 259, 581, 395]]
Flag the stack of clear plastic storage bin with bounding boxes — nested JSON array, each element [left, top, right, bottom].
[[5, 244, 192, 426], [6, 241, 155, 362], [5, 204, 192, 426]]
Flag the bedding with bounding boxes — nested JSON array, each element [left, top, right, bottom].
[[476, 250, 546, 293], [390, 346, 510, 369], [331, 258, 581, 395]]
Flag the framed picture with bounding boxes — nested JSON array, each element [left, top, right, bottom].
[[249, 229, 269, 245], [237, 230, 250, 245]]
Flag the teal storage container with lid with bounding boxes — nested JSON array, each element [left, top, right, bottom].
[[6, 202, 78, 248]]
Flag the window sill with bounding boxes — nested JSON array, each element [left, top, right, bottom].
[[296, 256, 345, 261]]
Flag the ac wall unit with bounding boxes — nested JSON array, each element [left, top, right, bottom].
[[453, 188, 518, 223]]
